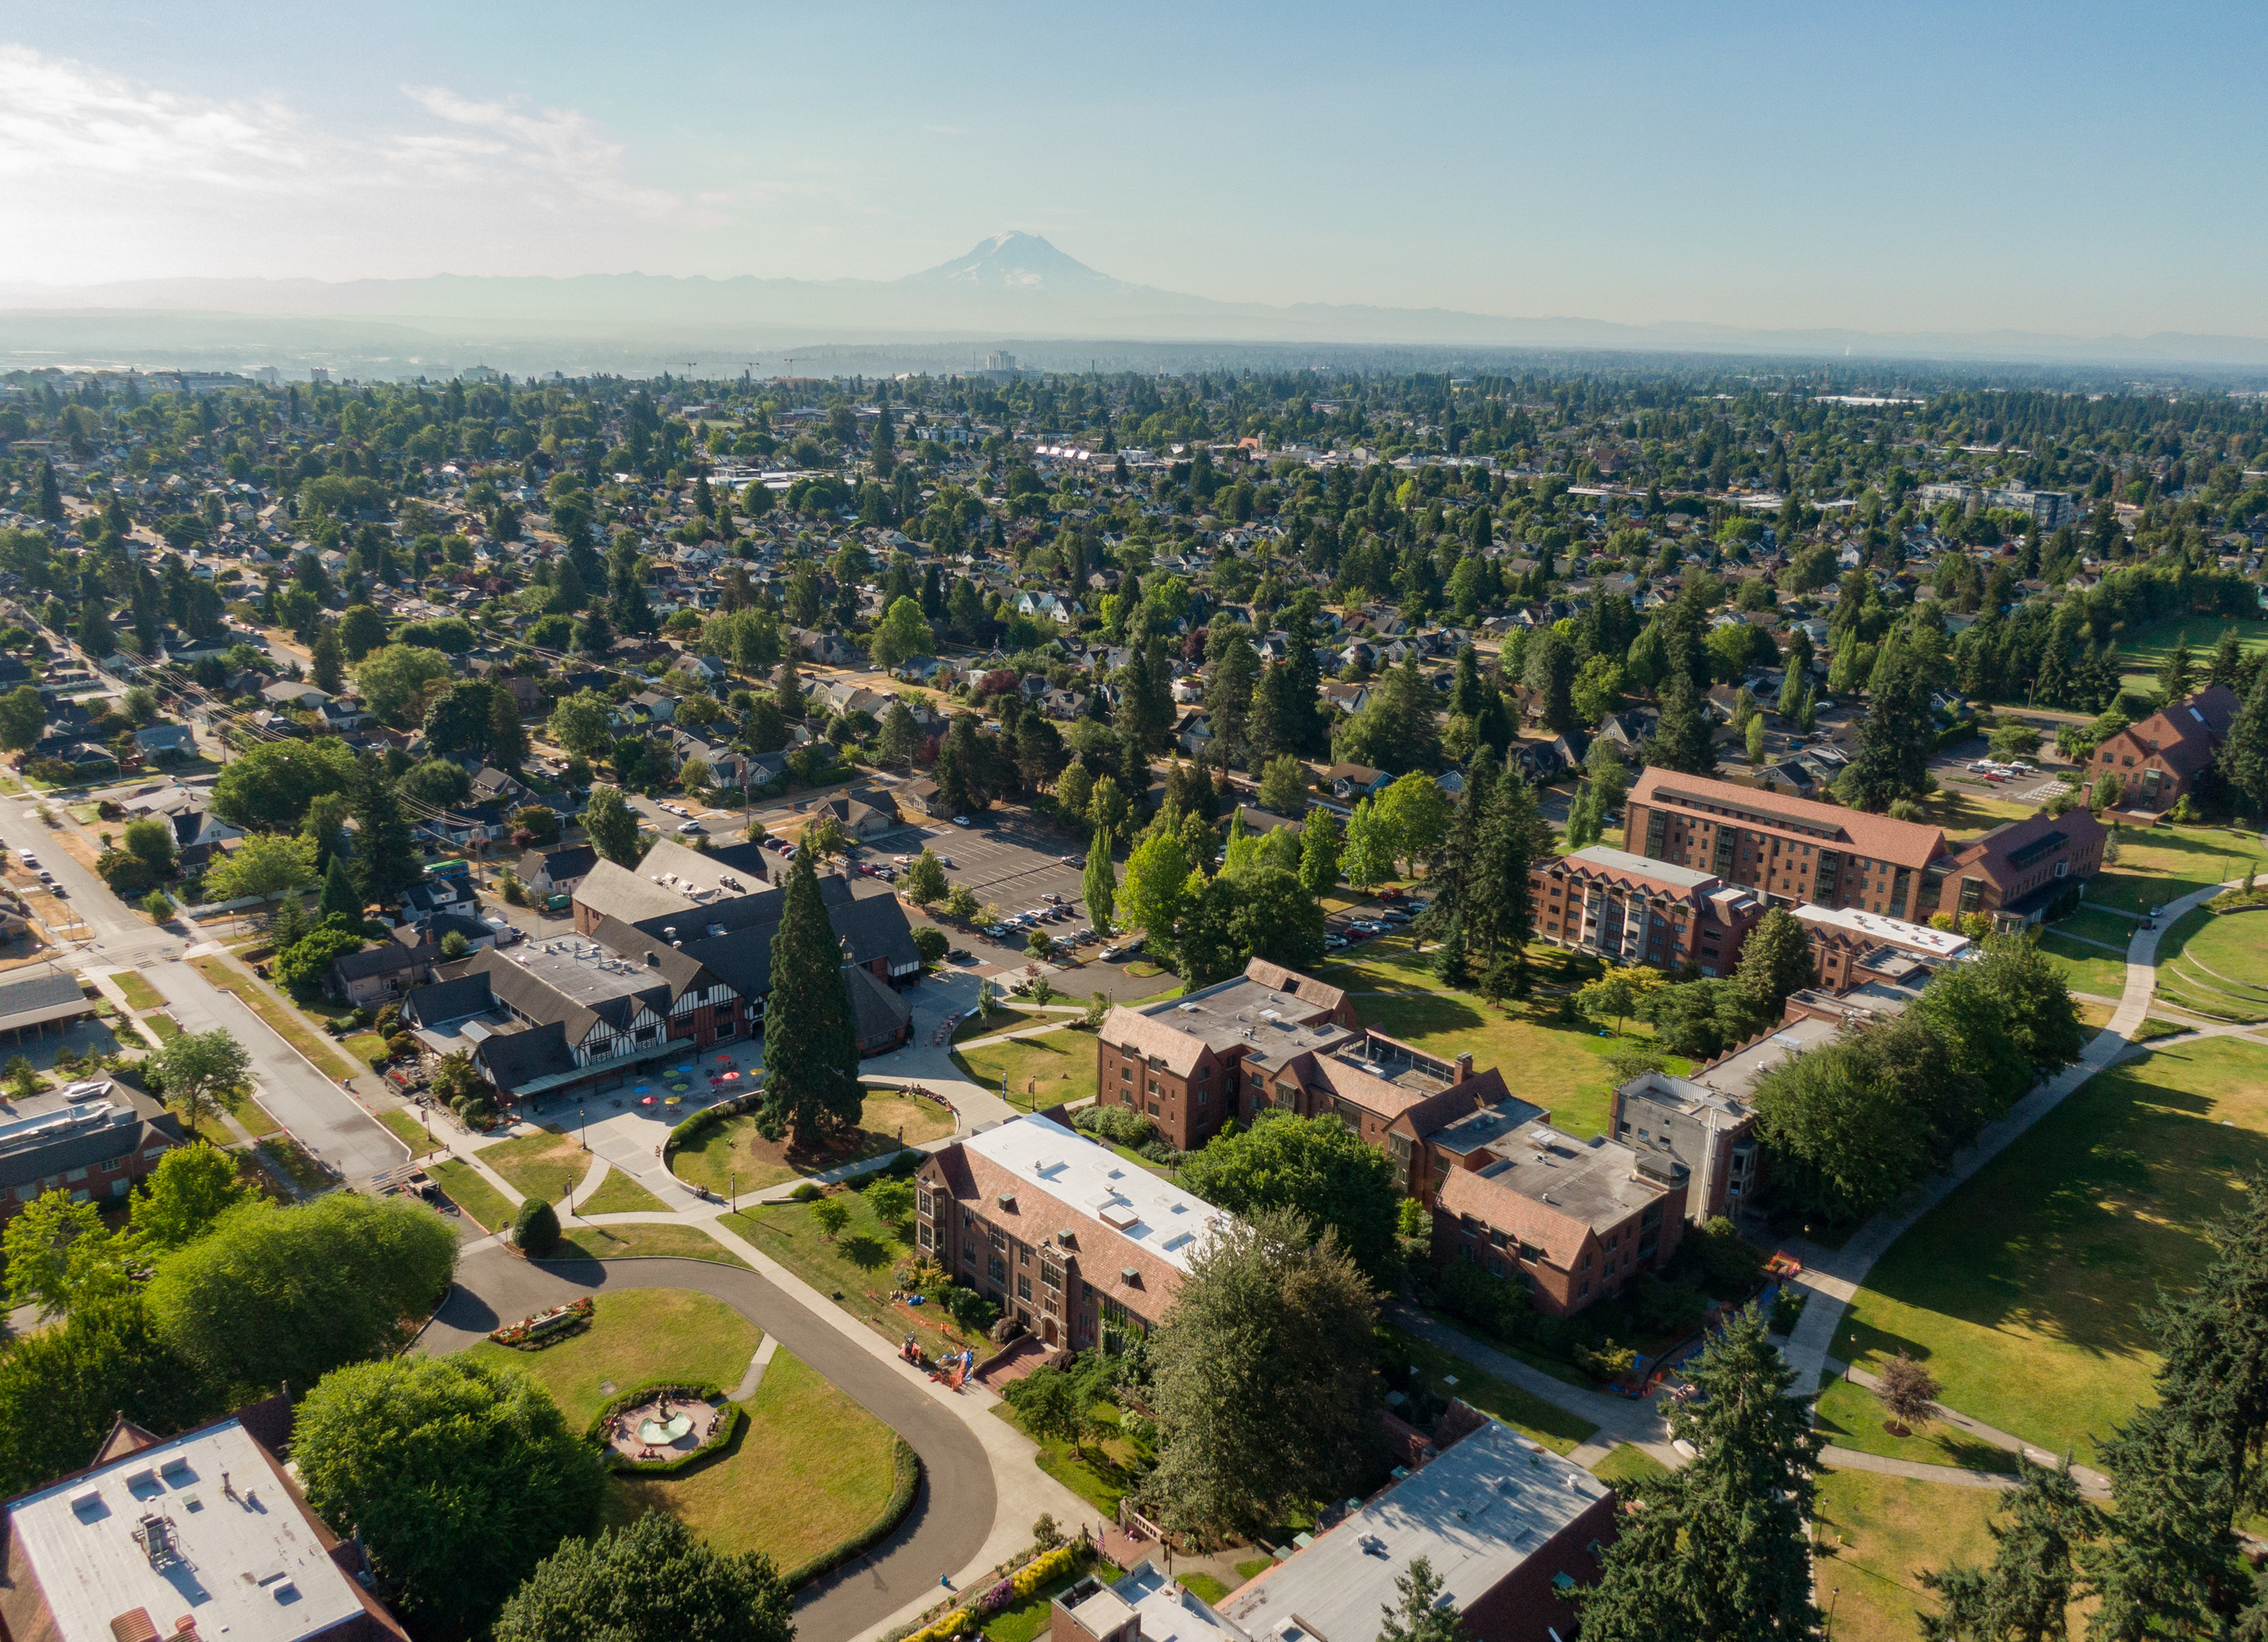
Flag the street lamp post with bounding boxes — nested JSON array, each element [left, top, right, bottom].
[[731, 1170, 737, 1213], [579, 1104, 588, 1150]]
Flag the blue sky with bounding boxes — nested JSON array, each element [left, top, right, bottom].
[[3, 0, 2263, 335]]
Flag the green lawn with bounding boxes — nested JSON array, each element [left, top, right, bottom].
[[581, 1168, 671, 1215], [1317, 933, 1686, 1140], [1177, 1575, 1230, 1606], [724, 1190, 991, 1353], [2036, 932, 2130, 998], [952, 1005, 1054, 1042], [1234, 1557, 1276, 1583], [1836, 1035, 2268, 1461], [428, 1157, 515, 1232], [953, 1029, 1099, 1112], [2049, 906, 2139, 947], [553, 1222, 751, 1268], [480, 1126, 596, 1203], [1384, 1327, 1599, 1456], [2111, 613, 2268, 692], [108, 970, 163, 1011], [1812, 1375, 2019, 1475], [2152, 906, 2268, 1023], [465, 1290, 902, 1571], [144, 1013, 181, 1041], [1931, 788, 2041, 842], [379, 1107, 439, 1155], [255, 1135, 330, 1194], [2085, 823, 2264, 915], [990, 1397, 1156, 1515], [671, 1090, 955, 1194], [1813, 1470, 2060, 1642], [1589, 1444, 1670, 1487], [466, 1288, 760, 1428]]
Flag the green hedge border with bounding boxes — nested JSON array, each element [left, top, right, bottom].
[[781, 1436, 921, 1589], [583, 1378, 747, 1475]]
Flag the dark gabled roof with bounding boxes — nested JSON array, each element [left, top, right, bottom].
[[847, 964, 912, 1046], [0, 971, 90, 1023], [474, 1021, 577, 1092], [613, 873, 919, 999], [333, 943, 426, 981], [522, 843, 599, 880], [401, 972, 495, 1028], [469, 945, 670, 1043], [0, 1088, 186, 1192]]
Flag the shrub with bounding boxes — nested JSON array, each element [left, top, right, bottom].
[[935, 1282, 999, 1336], [513, 1196, 560, 1255], [1684, 1215, 1765, 1296], [1770, 1288, 1807, 1334], [788, 1181, 823, 1203], [1574, 1338, 1637, 1383], [911, 926, 948, 964], [1631, 1277, 1709, 1337], [1072, 1103, 1154, 1147], [1436, 1257, 1529, 1339]]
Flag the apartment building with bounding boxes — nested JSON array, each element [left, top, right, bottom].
[[1093, 959, 1358, 1151], [2, 1401, 411, 1642], [1428, 1100, 1687, 1317], [916, 1113, 1232, 1351], [2087, 685, 2238, 814], [0, 1079, 186, 1226], [1622, 768, 1953, 920], [1529, 844, 1765, 976]]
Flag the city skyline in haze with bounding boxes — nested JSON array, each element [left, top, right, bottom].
[[3, 0, 2266, 343]]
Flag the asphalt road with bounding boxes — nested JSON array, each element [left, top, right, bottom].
[[420, 1250, 993, 1642], [6, 796, 409, 1183]]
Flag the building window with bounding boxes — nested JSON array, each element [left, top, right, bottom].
[[1017, 1274, 1032, 1301]]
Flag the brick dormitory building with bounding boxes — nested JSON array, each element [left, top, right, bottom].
[[1618, 768, 2105, 929], [1088, 960, 1690, 1319]]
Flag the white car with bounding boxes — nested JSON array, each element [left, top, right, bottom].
[[676, 819, 706, 835], [952, 815, 971, 827]]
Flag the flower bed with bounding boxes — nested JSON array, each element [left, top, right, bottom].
[[894, 1543, 1083, 1642], [488, 1296, 595, 1349]]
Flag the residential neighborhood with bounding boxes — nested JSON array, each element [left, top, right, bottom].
[[0, 349, 2266, 1642]]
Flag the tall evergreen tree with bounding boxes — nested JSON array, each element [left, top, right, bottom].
[[318, 854, 360, 922], [1838, 629, 1938, 810], [1467, 764, 1547, 998], [347, 751, 422, 904], [2220, 669, 2268, 815], [1734, 907, 1819, 1016], [755, 846, 865, 1149], [310, 622, 344, 695], [488, 685, 528, 770], [1641, 669, 1716, 775], [1577, 1307, 1822, 1642], [2160, 635, 2197, 703], [1919, 1458, 2098, 1642]]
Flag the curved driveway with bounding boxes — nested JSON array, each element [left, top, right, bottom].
[[421, 1251, 994, 1642]]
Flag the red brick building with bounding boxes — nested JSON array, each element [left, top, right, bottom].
[[1621, 767, 1953, 920], [1530, 842, 1767, 976], [1093, 959, 1358, 1151], [1935, 806, 2110, 924], [1427, 1101, 1688, 1318], [1, 1080, 185, 1227], [2087, 686, 2239, 814]]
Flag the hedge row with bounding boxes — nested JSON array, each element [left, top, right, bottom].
[[782, 1438, 922, 1589], [610, 1405, 746, 1476]]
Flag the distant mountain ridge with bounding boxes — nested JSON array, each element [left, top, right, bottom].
[[2, 232, 2266, 371]]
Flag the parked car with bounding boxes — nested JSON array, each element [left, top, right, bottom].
[[940, 857, 956, 869], [953, 815, 971, 827], [675, 820, 705, 835], [1058, 855, 1082, 867]]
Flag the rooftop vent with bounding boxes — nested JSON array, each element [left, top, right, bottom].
[[645, 952, 660, 966]]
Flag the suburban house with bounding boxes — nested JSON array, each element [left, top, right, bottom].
[[2086, 685, 2240, 814], [1620, 767, 1953, 921], [1529, 844, 1765, 977], [0, 1401, 411, 1642], [328, 938, 437, 1007], [1429, 1098, 1689, 1318], [916, 1112, 1232, 1351], [131, 722, 197, 761], [1931, 806, 2109, 924], [1093, 960, 1361, 1152], [0, 1074, 185, 1226], [517, 843, 599, 897]]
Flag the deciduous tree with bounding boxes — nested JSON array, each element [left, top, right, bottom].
[[494, 1511, 793, 1642]]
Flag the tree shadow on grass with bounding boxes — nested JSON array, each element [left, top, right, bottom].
[[839, 1234, 893, 1273]]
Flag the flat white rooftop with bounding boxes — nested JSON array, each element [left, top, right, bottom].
[[966, 1114, 1230, 1274], [1793, 902, 1971, 957], [1219, 1420, 1607, 1642], [1109, 1561, 1246, 1642], [7, 1419, 366, 1642], [1560, 843, 1718, 892]]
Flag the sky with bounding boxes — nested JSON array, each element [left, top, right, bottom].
[[2, 0, 2265, 338]]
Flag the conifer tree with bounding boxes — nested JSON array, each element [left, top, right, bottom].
[[348, 751, 422, 904], [1641, 669, 1715, 775], [488, 686, 527, 770], [319, 854, 360, 922], [1577, 1306, 1821, 1642], [1919, 1458, 2098, 1642], [1083, 828, 1118, 934], [310, 623, 344, 695], [1734, 907, 1818, 1016], [755, 846, 864, 1149]]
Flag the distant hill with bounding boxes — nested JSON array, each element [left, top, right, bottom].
[[3, 233, 2266, 374]]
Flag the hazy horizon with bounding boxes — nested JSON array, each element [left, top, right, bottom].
[[5, 0, 2267, 345]]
